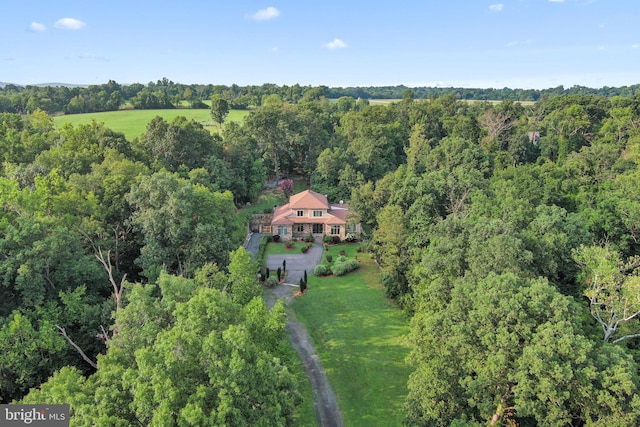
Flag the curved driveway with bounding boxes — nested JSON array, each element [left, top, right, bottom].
[[255, 239, 343, 427]]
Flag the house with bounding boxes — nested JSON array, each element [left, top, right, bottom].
[[270, 189, 360, 241]]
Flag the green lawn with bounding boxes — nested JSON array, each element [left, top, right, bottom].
[[52, 108, 250, 141], [291, 246, 411, 426], [265, 241, 311, 256]]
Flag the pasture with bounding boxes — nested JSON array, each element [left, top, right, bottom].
[[52, 108, 251, 141]]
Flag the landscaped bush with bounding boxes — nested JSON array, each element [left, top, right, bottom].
[[263, 208, 273, 214], [301, 246, 309, 253], [256, 235, 271, 270], [314, 264, 331, 276], [285, 242, 294, 249], [326, 254, 333, 263], [331, 257, 359, 276], [323, 235, 334, 244], [304, 234, 315, 243], [336, 256, 348, 263], [265, 276, 279, 288], [273, 234, 281, 243], [332, 235, 341, 244]]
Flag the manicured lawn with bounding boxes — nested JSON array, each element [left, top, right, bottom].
[[52, 108, 250, 141], [265, 241, 311, 256], [291, 247, 411, 426]]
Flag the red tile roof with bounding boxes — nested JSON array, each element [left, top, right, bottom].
[[271, 190, 350, 226], [289, 190, 329, 209]]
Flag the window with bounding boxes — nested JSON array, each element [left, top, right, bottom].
[[313, 210, 323, 217], [277, 226, 288, 236], [312, 224, 323, 234], [331, 225, 341, 235], [297, 210, 304, 217], [347, 223, 356, 232], [296, 224, 305, 233]]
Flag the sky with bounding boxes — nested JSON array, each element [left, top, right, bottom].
[[1, 0, 640, 90]]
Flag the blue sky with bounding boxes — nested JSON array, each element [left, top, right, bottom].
[[2, 0, 639, 89]]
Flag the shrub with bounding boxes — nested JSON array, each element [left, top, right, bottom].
[[314, 264, 330, 276], [190, 99, 208, 109], [265, 276, 279, 288], [326, 254, 333, 263], [332, 235, 341, 244], [285, 242, 294, 249], [331, 257, 359, 276], [304, 234, 315, 243], [256, 235, 271, 269], [273, 234, 281, 243], [301, 246, 308, 253], [339, 250, 346, 256], [336, 256, 348, 263], [263, 208, 273, 214], [323, 235, 334, 244]]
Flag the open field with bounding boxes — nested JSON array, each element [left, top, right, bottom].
[[52, 108, 251, 141], [291, 245, 411, 426]]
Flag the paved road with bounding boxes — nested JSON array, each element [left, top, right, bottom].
[[245, 232, 264, 259]]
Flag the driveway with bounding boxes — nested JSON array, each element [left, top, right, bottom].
[[266, 241, 324, 286], [244, 232, 264, 259], [263, 241, 344, 427]]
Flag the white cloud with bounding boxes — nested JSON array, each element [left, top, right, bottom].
[[249, 7, 280, 21], [54, 18, 86, 30], [633, 43, 640, 49], [29, 22, 46, 32], [78, 53, 109, 61], [324, 38, 348, 50], [506, 39, 532, 47], [489, 3, 504, 11], [549, 0, 565, 3]]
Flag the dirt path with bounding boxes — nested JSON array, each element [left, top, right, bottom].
[[265, 285, 344, 427]]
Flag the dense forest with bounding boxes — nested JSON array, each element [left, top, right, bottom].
[[2, 85, 640, 425], [4, 78, 640, 115]]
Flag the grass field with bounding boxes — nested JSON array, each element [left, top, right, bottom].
[[291, 244, 411, 426], [52, 108, 251, 141]]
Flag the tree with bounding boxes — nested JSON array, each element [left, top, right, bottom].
[[406, 272, 640, 426], [280, 178, 294, 198], [574, 244, 640, 344], [126, 170, 237, 280], [227, 247, 262, 305], [210, 95, 229, 126], [138, 115, 223, 171]]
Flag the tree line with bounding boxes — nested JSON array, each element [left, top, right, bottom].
[[4, 77, 640, 115]]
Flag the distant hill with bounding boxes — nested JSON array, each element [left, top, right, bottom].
[[0, 82, 87, 88], [33, 83, 88, 88]]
